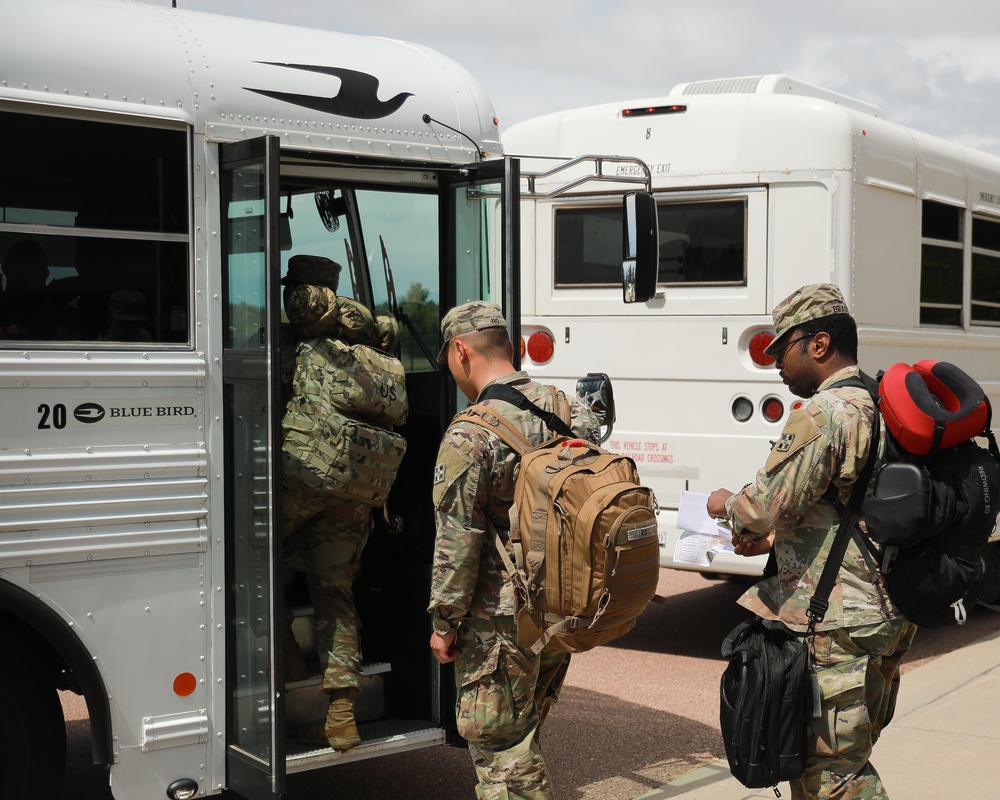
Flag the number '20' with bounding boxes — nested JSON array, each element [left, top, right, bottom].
[[38, 403, 67, 429]]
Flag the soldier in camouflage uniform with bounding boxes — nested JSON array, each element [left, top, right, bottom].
[[280, 254, 407, 751], [708, 284, 917, 800], [429, 301, 600, 800]]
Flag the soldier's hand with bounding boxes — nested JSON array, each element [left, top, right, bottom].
[[707, 488, 734, 518], [430, 630, 458, 664], [733, 531, 774, 558]]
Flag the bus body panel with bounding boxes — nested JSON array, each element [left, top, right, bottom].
[[0, 2, 514, 798], [506, 74, 1000, 573]]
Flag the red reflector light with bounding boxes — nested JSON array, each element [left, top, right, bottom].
[[622, 104, 687, 117], [519, 337, 526, 359], [762, 397, 784, 422], [173, 672, 197, 697], [526, 331, 554, 363], [748, 331, 776, 366]]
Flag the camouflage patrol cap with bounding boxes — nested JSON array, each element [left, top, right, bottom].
[[437, 300, 507, 364], [763, 283, 851, 356], [281, 254, 342, 291]]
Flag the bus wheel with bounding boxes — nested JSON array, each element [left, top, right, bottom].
[[0, 654, 66, 799]]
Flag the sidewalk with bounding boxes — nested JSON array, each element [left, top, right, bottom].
[[639, 628, 1000, 799]]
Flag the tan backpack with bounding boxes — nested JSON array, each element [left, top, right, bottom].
[[455, 387, 659, 654]]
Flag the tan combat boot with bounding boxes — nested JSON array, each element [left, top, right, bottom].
[[297, 688, 361, 751]]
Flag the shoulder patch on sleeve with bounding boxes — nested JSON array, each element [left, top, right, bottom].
[[431, 442, 475, 507], [764, 409, 821, 475]]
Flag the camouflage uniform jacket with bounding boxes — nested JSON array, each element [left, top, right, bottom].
[[278, 285, 380, 399], [283, 285, 407, 434], [725, 365, 903, 631], [428, 372, 600, 636]]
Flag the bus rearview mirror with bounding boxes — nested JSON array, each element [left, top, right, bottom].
[[576, 372, 616, 443], [622, 191, 659, 303]]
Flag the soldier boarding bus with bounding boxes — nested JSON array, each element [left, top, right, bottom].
[[503, 74, 1000, 579], [0, 2, 655, 798]]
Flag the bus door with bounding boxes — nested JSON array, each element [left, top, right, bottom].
[[217, 145, 518, 787], [220, 135, 286, 800], [443, 157, 520, 361]]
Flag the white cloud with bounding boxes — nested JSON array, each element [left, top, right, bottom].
[[154, 0, 1000, 154]]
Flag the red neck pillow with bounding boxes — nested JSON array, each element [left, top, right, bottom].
[[877, 360, 989, 455]]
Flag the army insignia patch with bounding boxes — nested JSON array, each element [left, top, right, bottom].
[[433, 464, 446, 484], [774, 433, 795, 452]]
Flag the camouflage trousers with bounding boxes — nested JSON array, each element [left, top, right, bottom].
[[790, 618, 918, 800], [454, 614, 570, 800], [283, 476, 372, 691]]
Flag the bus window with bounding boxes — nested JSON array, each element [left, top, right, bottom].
[[660, 199, 746, 285], [972, 216, 1000, 326], [279, 187, 441, 372], [920, 200, 964, 326], [0, 110, 189, 345], [553, 198, 746, 287], [357, 190, 441, 373]]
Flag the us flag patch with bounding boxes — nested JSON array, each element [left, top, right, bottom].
[[433, 464, 446, 484]]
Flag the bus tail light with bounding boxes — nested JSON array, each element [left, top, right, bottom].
[[526, 330, 555, 364], [748, 331, 776, 367], [762, 397, 784, 422]]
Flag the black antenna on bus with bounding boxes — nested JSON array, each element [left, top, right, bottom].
[[422, 114, 484, 160]]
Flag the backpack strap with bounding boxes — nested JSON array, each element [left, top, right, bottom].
[[807, 375, 882, 630], [477, 381, 575, 438], [983, 397, 1000, 463], [449, 405, 538, 610], [453, 405, 534, 456]]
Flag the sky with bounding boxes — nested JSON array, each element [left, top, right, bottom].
[[149, 0, 1000, 156]]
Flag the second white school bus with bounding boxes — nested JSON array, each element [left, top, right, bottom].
[[504, 74, 1000, 577], [0, 2, 653, 798]]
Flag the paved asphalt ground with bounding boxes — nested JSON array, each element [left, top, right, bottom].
[[61, 569, 1000, 800]]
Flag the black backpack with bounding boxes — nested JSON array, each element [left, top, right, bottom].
[[720, 617, 812, 790], [855, 362, 1000, 627]]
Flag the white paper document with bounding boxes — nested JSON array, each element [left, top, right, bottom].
[[673, 491, 736, 567]]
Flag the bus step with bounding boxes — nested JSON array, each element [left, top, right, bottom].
[[286, 719, 447, 771], [285, 666, 388, 731]]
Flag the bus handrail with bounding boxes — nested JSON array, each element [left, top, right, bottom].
[[514, 153, 653, 197]]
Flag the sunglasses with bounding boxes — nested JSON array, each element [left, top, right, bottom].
[[771, 333, 815, 367]]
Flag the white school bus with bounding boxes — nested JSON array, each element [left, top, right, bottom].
[[504, 74, 1000, 577], [0, 2, 654, 798]]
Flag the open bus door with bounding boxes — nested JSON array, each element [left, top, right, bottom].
[[215, 142, 519, 794], [443, 157, 520, 359], [220, 135, 286, 800]]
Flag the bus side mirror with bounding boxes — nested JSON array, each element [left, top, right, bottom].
[[622, 191, 659, 303], [576, 372, 616, 443]]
